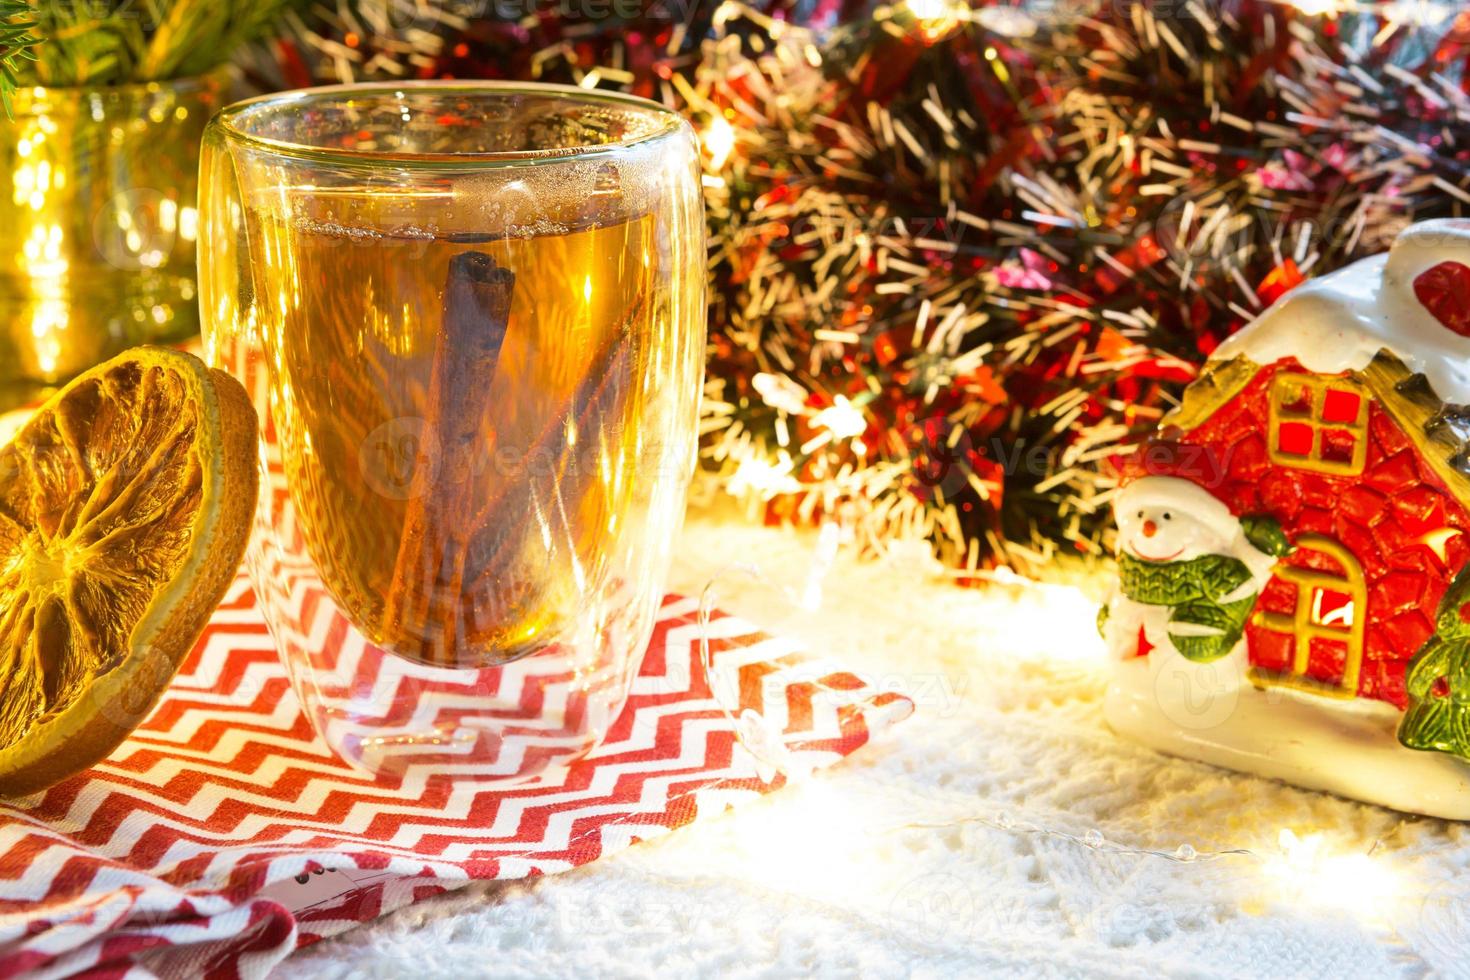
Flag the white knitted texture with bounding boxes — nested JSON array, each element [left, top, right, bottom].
[[276, 513, 1470, 978]]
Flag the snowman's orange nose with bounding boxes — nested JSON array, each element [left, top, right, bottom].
[[1142, 520, 1158, 538]]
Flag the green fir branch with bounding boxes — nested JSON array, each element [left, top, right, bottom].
[[13, 0, 293, 92], [0, 0, 41, 118]]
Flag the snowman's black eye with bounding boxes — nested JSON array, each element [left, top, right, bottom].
[[1163, 512, 1172, 520], [1137, 510, 1144, 518]]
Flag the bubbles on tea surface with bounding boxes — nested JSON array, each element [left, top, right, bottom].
[[440, 149, 697, 242], [290, 213, 437, 244]]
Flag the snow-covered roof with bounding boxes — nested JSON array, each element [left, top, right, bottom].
[[1213, 220, 1470, 406]]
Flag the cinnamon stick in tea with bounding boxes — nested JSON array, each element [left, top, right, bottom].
[[456, 289, 646, 657], [384, 251, 514, 666]]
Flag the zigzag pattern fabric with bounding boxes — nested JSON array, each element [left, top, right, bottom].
[[0, 575, 911, 978]]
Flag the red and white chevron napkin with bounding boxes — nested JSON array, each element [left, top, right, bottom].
[[0, 574, 911, 979]]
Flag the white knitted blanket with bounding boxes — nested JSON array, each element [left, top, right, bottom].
[[275, 513, 1470, 979]]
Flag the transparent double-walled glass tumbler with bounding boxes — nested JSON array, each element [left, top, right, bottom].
[[199, 83, 705, 782]]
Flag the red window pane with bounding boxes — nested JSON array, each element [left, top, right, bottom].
[[1311, 587, 1355, 629], [1277, 421, 1314, 457], [1246, 622, 1295, 674], [1320, 428, 1358, 464], [1277, 384, 1313, 417], [1258, 575, 1298, 613], [1321, 388, 1361, 423], [1307, 636, 1352, 689]]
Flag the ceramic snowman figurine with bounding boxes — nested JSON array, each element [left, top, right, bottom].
[[1102, 476, 1290, 675], [1100, 221, 1470, 818]]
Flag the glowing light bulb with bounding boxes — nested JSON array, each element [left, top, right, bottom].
[[902, 0, 964, 41], [1264, 829, 1407, 921], [904, 0, 947, 18], [752, 372, 809, 415], [729, 452, 801, 499], [702, 116, 736, 171], [812, 395, 867, 441], [716, 781, 885, 899]]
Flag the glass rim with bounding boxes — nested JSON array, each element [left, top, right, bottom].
[[210, 80, 688, 168]]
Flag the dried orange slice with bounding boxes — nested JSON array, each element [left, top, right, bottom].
[[0, 348, 258, 795]]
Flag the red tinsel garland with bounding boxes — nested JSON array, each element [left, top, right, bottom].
[[261, 0, 1470, 574]]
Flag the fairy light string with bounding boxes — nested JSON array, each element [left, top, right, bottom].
[[898, 813, 1255, 864]]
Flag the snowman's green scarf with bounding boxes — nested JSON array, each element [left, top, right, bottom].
[[1110, 553, 1257, 663]]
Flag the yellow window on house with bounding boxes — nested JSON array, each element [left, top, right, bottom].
[[1267, 373, 1369, 476], [1250, 535, 1367, 700]]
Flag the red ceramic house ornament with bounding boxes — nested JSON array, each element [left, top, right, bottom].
[[1104, 220, 1470, 818]]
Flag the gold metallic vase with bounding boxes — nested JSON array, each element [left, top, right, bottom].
[[0, 73, 226, 410]]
